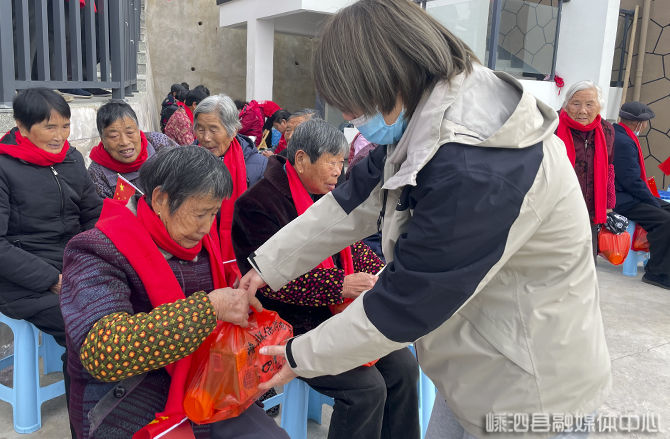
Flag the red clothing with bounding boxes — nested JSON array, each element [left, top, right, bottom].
[[164, 108, 195, 146], [238, 101, 264, 145], [563, 119, 616, 222]]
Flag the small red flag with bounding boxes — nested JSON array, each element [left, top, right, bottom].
[[659, 157, 670, 176], [113, 174, 141, 202], [648, 177, 661, 197]]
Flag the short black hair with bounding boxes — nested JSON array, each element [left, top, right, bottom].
[[234, 100, 248, 110], [193, 85, 210, 97], [96, 100, 139, 135], [170, 83, 185, 94], [262, 109, 291, 132], [185, 88, 209, 107], [181, 82, 190, 90], [140, 145, 232, 213], [13, 88, 71, 131]]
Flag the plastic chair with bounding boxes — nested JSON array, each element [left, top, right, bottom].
[[0, 312, 66, 433], [622, 221, 650, 277], [264, 345, 437, 439]]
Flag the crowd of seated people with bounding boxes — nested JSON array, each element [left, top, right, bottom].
[[2, 59, 667, 438]]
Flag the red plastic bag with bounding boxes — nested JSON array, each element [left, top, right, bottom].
[[183, 310, 293, 424], [598, 229, 630, 265], [632, 224, 650, 252]]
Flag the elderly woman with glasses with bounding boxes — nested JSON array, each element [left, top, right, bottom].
[[232, 118, 419, 438], [60, 146, 288, 439], [556, 80, 616, 257], [88, 100, 178, 199], [194, 95, 269, 285]]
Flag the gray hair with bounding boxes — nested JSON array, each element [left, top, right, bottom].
[[286, 119, 348, 166], [193, 94, 242, 137], [288, 108, 320, 123], [314, 0, 476, 120], [140, 145, 232, 214], [562, 80, 605, 110], [96, 99, 139, 135]]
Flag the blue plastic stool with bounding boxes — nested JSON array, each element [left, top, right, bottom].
[[0, 312, 66, 433], [622, 221, 650, 277]]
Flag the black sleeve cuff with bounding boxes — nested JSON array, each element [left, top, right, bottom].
[[285, 337, 298, 369]]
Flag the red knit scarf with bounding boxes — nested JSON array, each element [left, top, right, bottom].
[[89, 131, 149, 173], [0, 129, 68, 166], [95, 197, 227, 437], [285, 160, 354, 287], [556, 110, 608, 224], [620, 123, 654, 194], [218, 137, 247, 285]]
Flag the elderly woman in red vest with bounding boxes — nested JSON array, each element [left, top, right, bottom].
[[60, 146, 288, 439], [556, 80, 616, 257]]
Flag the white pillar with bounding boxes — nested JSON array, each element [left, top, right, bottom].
[[246, 18, 275, 102], [554, 0, 621, 118]]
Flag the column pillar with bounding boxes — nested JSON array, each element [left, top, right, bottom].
[[246, 18, 274, 101]]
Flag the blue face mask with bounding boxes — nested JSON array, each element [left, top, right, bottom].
[[351, 110, 407, 145], [271, 128, 282, 147]]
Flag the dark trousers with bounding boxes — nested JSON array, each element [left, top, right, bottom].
[[208, 403, 289, 439], [303, 347, 420, 439], [617, 200, 670, 276]]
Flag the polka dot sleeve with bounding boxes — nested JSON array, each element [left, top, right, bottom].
[[256, 241, 384, 307], [79, 291, 217, 382]]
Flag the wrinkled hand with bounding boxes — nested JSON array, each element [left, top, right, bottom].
[[50, 274, 62, 295], [207, 287, 263, 327], [260, 149, 274, 158], [258, 344, 298, 390], [342, 272, 378, 299]]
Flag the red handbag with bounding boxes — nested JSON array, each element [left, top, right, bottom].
[[598, 228, 631, 265], [632, 224, 650, 252]]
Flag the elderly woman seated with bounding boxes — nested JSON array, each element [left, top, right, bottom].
[[555, 80, 616, 257], [232, 119, 420, 439], [88, 100, 178, 198], [194, 94, 269, 284], [60, 146, 289, 439], [0, 87, 101, 360]]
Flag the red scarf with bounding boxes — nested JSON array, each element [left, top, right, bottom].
[[218, 137, 247, 285], [274, 134, 287, 155], [89, 131, 149, 173], [0, 129, 69, 166], [183, 106, 194, 124], [556, 110, 608, 224], [285, 161, 354, 300], [95, 197, 227, 437], [620, 123, 654, 194]]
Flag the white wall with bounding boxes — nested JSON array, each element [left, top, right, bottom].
[[553, 0, 621, 118]]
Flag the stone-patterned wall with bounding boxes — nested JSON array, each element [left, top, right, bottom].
[[497, 0, 559, 75], [619, 0, 670, 187]]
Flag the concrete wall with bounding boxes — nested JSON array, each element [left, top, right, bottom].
[[146, 0, 317, 113], [618, 0, 670, 188]]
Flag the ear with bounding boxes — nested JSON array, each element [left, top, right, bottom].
[[15, 120, 29, 137], [294, 150, 308, 173], [151, 187, 169, 215]]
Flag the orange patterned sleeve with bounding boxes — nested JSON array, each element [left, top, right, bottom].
[[80, 291, 217, 382]]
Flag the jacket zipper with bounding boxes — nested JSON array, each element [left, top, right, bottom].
[[50, 166, 65, 220]]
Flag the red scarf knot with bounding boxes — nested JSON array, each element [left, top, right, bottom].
[[0, 129, 69, 166]]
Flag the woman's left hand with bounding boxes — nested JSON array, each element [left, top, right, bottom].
[[258, 344, 298, 389]]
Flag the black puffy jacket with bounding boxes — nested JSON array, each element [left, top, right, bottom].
[[0, 128, 102, 313]]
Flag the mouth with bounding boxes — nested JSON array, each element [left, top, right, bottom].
[[325, 183, 336, 191], [46, 143, 63, 151], [118, 147, 136, 159]]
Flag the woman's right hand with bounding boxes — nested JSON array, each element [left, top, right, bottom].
[[207, 288, 263, 327], [342, 272, 378, 299]]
